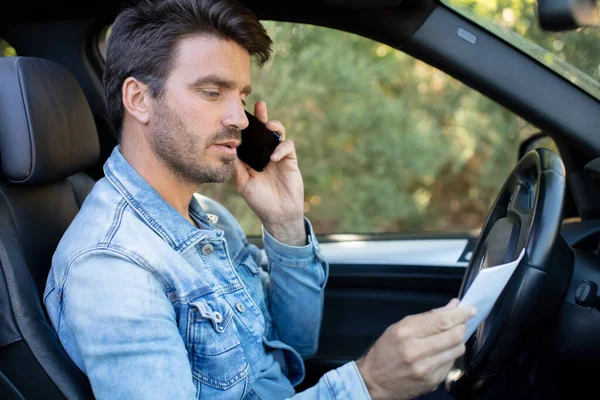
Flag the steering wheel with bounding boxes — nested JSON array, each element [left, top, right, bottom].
[[445, 148, 574, 399]]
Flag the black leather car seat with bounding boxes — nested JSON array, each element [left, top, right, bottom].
[[0, 56, 98, 399]]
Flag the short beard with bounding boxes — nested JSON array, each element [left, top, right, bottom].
[[150, 100, 240, 185]]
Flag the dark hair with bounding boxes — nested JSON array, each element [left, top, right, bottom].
[[103, 0, 272, 139]]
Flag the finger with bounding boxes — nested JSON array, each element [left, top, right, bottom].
[[432, 298, 459, 311], [408, 353, 459, 395], [254, 100, 268, 124], [429, 360, 458, 389], [266, 120, 286, 140], [417, 323, 466, 358], [425, 344, 465, 379], [232, 158, 250, 191], [405, 306, 476, 338], [271, 140, 297, 162], [412, 344, 464, 387]]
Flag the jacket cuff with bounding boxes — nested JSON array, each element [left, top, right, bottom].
[[262, 218, 323, 268], [323, 361, 372, 400]]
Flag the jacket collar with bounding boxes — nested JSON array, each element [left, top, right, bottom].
[[103, 145, 221, 253]]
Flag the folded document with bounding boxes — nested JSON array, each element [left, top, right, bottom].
[[459, 249, 526, 342]]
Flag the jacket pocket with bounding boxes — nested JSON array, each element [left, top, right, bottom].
[[187, 297, 249, 397]]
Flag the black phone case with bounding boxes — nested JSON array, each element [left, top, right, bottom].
[[237, 111, 282, 172]]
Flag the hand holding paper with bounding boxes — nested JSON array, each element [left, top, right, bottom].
[[459, 249, 526, 343]]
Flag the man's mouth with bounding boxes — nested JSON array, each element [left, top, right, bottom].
[[212, 140, 241, 158], [215, 140, 241, 149]]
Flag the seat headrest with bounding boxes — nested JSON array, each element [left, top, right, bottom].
[[0, 57, 100, 185]]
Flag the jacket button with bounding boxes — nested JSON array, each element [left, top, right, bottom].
[[201, 244, 214, 255], [213, 311, 223, 323], [236, 302, 245, 313]]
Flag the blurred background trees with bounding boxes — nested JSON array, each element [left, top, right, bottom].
[[200, 16, 545, 235], [198, 0, 597, 236], [5, 0, 594, 236]]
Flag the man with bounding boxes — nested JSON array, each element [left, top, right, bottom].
[[44, 0, 476, 399]]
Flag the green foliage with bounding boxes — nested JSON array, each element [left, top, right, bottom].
[[200, 1, 600, 236], [199, 21, 539, 235], [7, 0, 587, 237], [0, 39, 17, 57]]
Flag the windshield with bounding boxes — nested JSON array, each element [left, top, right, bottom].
[[443, 0, 600, 100]]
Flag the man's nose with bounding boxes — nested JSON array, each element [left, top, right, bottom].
[[223, 102, 249, 131]]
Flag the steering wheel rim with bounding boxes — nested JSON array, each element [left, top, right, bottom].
[[446, 148, 573, 399]]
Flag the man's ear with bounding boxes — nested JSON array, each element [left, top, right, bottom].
[[122, 77, 151, 124]]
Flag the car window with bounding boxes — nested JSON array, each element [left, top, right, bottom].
[[443, 0, 600, 101], [98, 22, 540, 236], [0, 39, 16, 57]]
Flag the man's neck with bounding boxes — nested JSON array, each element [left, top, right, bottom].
[[119, 140, 198, 227]]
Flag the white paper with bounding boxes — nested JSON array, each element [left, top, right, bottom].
[[459, 249, 525, 342]]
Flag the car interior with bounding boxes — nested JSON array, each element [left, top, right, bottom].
[[1, 0, 600, 399]]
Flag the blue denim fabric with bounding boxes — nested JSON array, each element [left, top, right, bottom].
[[44, 145, 370, 399]]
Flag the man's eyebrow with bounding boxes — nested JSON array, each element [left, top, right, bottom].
[[241, 85, 252, 96], [189, 74, 252, 95]]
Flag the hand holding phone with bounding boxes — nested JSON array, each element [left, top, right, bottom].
[[233, 103, 305, 246], [237, 110, 282, 172]]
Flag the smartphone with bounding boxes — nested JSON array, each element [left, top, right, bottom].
[[237, 110, 282, 172]]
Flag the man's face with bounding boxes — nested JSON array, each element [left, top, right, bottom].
[[149, 36, 251, 184]]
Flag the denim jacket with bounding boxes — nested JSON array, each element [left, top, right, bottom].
[[44, 145, 370, 399]]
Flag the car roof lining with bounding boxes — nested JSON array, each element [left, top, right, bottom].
[[2, 0, 427, 18], [243, 0, 437, 44]]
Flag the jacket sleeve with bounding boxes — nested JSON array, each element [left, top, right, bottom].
[[258, 217, 329, 358], [61, 249, 196, 400], [289, 361, 372, 399]]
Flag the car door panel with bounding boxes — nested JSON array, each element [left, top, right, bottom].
[[295, 236, 475, 391]]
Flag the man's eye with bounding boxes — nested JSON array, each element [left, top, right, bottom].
[[203, 91, 220, 99]]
